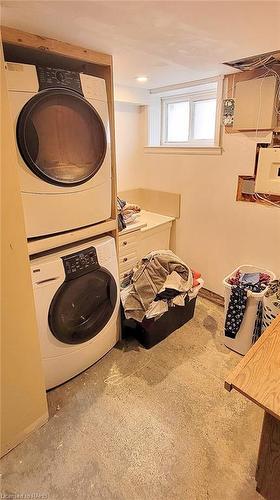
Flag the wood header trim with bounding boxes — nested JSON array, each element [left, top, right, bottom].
[[1, 25, 112, 66]]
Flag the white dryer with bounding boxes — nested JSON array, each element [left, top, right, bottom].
[[5, 62, 112, 238], [31, 236, 119, 389]]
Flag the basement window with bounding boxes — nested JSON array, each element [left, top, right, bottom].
[[162, 92, 217, 146], [146, 77, 223, 154]]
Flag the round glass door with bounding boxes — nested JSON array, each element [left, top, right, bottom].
[[17, 89, 107, 186], [48, 269, 117, 344]]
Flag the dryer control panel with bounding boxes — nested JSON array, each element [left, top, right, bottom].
[[62, 247, 100, 280], [37, 66, 83, 94]]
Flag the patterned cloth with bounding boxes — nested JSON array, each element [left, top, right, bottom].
[[252, 300, 263, 344], [225, 282, 266, 339], [262, 280, 280, 331], [227, 270, 270, 286], [117, 197, 141, 231], [117, 197, 126, 231]]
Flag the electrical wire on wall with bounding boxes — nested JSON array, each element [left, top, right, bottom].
[[261, 63, 280, 117], [235, 55, 277, 72], [254, 71, 270, 140], [253, 192, 280, 208]]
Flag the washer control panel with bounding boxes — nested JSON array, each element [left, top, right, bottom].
[[37, 66, 83, 93], [62, 247, 100, 280]]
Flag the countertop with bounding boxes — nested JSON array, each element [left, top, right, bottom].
[[225, 314, 280, 420], [119, 210, 175, 235]]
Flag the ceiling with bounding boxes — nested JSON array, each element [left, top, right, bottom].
[[1, 1, 280, 89]]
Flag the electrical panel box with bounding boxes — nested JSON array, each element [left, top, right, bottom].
[[255, 147, 280, 195], [233, 76, 277, 130]]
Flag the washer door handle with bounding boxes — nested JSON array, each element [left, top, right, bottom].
[[34, 277, 60, 286]]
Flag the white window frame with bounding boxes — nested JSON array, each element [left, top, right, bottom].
[[161, 90, 218, 147]]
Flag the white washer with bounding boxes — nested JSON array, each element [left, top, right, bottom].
[[31, 236, 119, 390], [5, 62, 112, 238]]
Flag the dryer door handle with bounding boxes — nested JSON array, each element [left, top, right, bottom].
[[34, 277, 60, 286]]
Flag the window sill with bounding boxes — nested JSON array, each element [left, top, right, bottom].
[[144, 146, 222, 156]]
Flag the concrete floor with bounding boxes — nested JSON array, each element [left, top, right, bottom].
[[1, 298, 262, 500]]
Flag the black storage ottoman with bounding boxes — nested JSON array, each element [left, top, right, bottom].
[[121, 296, 197, 349]]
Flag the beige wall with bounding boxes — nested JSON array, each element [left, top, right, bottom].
[[116, 106, 280, 296], [0, 44, 48, 457], [115, 102, 143, 192]]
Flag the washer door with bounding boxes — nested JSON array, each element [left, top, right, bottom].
[[17, 88, 107, 186], [48, 268, 117, 345]]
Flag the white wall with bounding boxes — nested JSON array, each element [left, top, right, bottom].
[[114, 102, 143, 192], [141, 115, 280, 295], [114, 85, 150, 105], [115, 105, 280, 296]]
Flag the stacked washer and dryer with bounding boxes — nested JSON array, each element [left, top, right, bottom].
[[5, 62, 119, 389]]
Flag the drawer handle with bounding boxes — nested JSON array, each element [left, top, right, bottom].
[[123, 241, 128, 246], [123, 257, 128, 262]]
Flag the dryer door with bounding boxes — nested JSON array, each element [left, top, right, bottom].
[[17, 88, 107, 186], [48, 268, 117, 345]]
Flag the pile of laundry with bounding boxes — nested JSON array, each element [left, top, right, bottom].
[[117, 197, 141, 231], [121, 250, 204, 322], [225, 270, 271, 341]]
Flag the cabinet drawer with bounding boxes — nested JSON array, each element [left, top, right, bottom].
[[119, 252, 138, 274], [119, 232, 138, 257]]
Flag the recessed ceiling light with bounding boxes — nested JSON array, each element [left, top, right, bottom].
[[136, 76, 148, 83]]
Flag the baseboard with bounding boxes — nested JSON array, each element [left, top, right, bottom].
[[198, 287, 224, 307]]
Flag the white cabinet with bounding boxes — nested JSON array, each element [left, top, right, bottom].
[[139, 221, 173, 258], [118, 211, 174, 281]]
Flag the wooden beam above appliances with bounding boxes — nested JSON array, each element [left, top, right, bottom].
[[1, 25, 112, 66]]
